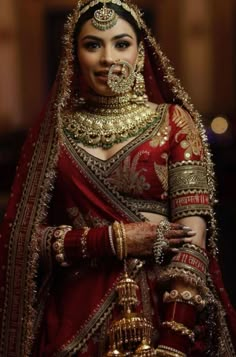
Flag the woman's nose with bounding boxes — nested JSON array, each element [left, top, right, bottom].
[[99, 47, 114, 66]]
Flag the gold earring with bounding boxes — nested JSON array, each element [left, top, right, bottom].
[[131, 42, 148, 105]]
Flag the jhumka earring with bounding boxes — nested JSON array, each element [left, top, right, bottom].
[[131, 42, 148, 104], [107, 60, 135, 94], [105, 264, 156, 356], [92, 0, 118, 31]]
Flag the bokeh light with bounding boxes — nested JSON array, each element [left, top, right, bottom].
[[211, 116, 229, 135]]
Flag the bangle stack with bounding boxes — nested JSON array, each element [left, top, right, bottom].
[[52, 225, 72, 267], [153, 219, 170, 264], [112, 221, 127, 260], [157, 244, 207, 357], [159, 243, 209, 293], [171, 244, 209, 281]]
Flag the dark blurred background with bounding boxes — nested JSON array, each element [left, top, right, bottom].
[[1, 0, 236, 307]]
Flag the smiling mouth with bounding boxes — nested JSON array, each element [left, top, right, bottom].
[[95, 71, 109, 77]]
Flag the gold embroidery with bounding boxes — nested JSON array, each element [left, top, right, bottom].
[[169, 161, 209, 197], [169, 161, 211, 219], [124, 197, 168, 216], [67, 207, 110, 228], [106, 151, 151, 195], [0, 104, 58, 357], [67, 207, 87, 228], [154, 162, 168, 194], [150, 113, 170, 148], [138, 270, 153, 322], [37, 226, 55, 271], [172, 106, 203, 160]]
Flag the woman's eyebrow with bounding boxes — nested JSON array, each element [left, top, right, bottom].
[[81, 35, 102, 41], [112, 34, 134, 40], [81, 33, 134, 41]]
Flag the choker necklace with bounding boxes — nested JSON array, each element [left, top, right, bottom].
[[63, 95, 159, 149]]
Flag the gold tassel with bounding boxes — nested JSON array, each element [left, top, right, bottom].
[[105, 264, 156, 356]]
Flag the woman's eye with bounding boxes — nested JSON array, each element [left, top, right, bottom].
[[84, 42, 100, 50], [115, 41, 131, 49]]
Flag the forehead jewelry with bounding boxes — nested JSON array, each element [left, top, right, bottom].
[[107, 60, 135, 94], [92, 0, 118, 31]]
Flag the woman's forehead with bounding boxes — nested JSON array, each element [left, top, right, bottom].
[[78, 17, 137, 40]]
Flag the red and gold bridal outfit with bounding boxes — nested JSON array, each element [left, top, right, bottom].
[[33, 104, 232, 356], [1, 0, 236, 356]]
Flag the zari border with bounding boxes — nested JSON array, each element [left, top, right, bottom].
[[0, 105, 59, 356], [205, 274, 236, 357]]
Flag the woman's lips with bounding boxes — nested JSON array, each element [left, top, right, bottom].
[[95, 71, 109, 83]]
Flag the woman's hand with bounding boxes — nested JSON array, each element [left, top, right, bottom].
[[125, 221, 196, 257]]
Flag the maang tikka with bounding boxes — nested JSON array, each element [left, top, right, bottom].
[[132, 42, 148, 104], [92, 0, 118, 31]]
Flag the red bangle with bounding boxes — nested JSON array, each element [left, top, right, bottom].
[[164, 301, 197, 329], [64, 226, 114, 262]]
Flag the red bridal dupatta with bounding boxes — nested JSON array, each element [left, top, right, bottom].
[[1, 0, 236, 356]]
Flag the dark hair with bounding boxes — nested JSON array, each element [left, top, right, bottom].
[[73, 3, 142, 54]]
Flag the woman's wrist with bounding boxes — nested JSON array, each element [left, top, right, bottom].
[[63, 226, 115, 262]]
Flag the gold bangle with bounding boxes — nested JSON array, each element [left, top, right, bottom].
[[52, 225, 72, 267], [158, 345, 186, 356], [120, 221, 127, 258], [108, 225, 116, 255], [113, 221, 125, 260], [162, 321, 195, 342], [81, 227, 90, 258], [156, 346, 186, 357]]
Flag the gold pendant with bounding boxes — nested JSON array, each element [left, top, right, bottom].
[[92, 0, 118, 31]]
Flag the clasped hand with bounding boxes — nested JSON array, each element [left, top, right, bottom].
[[125, 221, 195, 256]]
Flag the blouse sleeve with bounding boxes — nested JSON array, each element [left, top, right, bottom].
[[168, 104, 211, 221]]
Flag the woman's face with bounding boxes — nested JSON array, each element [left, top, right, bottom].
[[77, 16, 139, 96]]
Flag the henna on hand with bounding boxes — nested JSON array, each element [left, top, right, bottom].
[[124, 221, 196, 257]]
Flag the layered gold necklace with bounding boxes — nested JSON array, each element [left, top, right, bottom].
[[63, 94, 159, 149]]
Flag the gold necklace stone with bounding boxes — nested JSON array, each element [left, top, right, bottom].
[[63, 94, 159, 149]]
